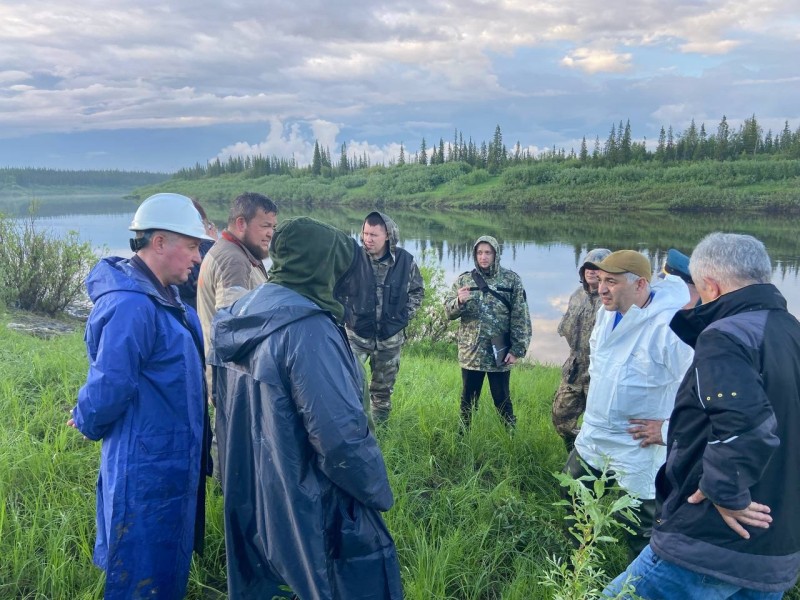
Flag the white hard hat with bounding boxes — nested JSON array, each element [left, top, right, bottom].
[[129, 193, 214, 241]]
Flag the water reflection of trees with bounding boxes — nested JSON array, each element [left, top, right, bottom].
[[274, 205, 800, 275]]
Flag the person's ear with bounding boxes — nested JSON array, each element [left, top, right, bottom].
[[701, 277, 722, 302], [150, 232, 167, 253]]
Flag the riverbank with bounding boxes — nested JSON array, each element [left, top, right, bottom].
[[132, 159, 800, 212], [0, 319, 610, 599], [3, 319, 800, 598]]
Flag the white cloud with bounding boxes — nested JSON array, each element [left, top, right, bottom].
[[679, 40, 741, 54], [0, 0, 798, 169], [560, 48, 633, 74], [216, 118, 425, 167], [735, 76, 800, 86], [0, 70, 31, 84]]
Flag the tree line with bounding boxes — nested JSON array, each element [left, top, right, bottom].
[[0, 167, 170, 188], [168, 113, 800, 181]]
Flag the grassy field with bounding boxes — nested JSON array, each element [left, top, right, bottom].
[[0, 321, 796, 599]]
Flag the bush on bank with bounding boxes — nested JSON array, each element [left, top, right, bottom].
[[0, 213, 96, 315]]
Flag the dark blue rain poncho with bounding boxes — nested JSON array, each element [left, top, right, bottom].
[[72, 257, 208, 600], [210, 216, 403, 600]]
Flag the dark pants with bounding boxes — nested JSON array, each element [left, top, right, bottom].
[[564, 449, 656, 562], [460, 369, 515, 427]]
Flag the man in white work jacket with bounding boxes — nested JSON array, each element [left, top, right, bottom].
[[565, 250, 693, 559]]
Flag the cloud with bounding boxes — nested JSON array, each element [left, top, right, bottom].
[[0, 70, 31, 84], [560, 48, 633, 74], [679, 40, 741, 54], [0, 0, 798, 169], [735, 75, 800, 86], [215, 118, 406, 167]]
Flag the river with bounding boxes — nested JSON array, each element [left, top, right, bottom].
[[5, 193, 800, 366]]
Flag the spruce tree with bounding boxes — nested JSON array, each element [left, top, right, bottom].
[[621, 120, 632, 164], [716, 116, 730, 160], [339, 142, 349, 174], [579, 137, 588, 163], [311, 141, 322, 175]]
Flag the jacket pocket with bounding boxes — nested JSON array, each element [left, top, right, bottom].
[[330, 496, 401, 599], [135, 431, 192, 502]]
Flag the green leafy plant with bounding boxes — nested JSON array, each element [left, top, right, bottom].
[[0, 211, 97, 315], [541, 465, 643, 600], [404, 250, 458, 348]]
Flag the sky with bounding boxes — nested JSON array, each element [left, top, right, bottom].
[[1, 0, 799, 173]]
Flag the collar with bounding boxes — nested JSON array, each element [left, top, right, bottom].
[[222, 230, 266, 269], [130, 255, 179, 307], [670, 283, 786, 348]]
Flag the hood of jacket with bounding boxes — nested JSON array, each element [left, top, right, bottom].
[[212, 283, 328, 365], [268, 216, 357, 324], [670, 283, 787, 349], [363, 211, 400, 257], [86, 256, 177, 309], [621, 273, 689, 324], [472, 235, 501, 277], [590, 274, 690, 347]]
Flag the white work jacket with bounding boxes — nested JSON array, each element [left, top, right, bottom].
[[575, 275, 694, 499]]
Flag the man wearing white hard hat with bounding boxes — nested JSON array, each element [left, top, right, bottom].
[[68, 193, 214, 599]]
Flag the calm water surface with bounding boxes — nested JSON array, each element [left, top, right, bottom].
[[12, 197, 800, 366]]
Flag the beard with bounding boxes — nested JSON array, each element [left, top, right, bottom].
[[242, 238, 269, 261]]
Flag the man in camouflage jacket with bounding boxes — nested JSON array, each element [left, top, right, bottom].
[[345, 212, 424, 424], [444, 236, 532, 427], [552, 248, 610, 451]]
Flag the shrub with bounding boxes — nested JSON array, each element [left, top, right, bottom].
[[405, 251, 458, 348], [0, 213, 97, 315], [541, 465, 643, 599]]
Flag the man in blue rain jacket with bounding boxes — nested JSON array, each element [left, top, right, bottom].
[[69, 193, 214, 599], [210, 216, 403, 600]]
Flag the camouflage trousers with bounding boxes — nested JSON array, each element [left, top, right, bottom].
[[552, 379, 589, 451], [349, 340, 402, 424]]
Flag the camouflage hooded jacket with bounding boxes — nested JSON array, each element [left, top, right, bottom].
[[444, 236, 532, 372], [557, 285, 601, 386]]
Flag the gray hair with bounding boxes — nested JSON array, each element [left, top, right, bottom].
[[623, 271, 642, 284], [690, 233, 771, 288], [623, 271, 651, 297]]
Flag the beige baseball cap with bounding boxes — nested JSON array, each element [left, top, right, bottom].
[[584, 249, 652, 282]]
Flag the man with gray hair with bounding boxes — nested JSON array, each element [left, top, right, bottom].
[[606, 233, 800, 598], [566, 249, 693, 559]]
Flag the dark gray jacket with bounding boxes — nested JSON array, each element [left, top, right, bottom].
[[210, 283, 402, 599], [652, 283, 800, 592]]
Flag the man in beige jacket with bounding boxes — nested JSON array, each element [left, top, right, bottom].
[[197, 192, 277, 481]]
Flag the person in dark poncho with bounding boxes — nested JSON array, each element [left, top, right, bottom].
[[209, 216, 403, 600]]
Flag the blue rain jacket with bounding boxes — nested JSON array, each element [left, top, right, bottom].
[[72, 257, 208, 600], [210, 282, 403, 600]]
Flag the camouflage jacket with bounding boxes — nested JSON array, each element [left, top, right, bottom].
[[346, 211, 424, 350], [557, 285, 601, 385], [444, 236, 532, 372]]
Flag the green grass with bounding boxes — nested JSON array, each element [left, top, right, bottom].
[[1, 321, 796, 599]]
